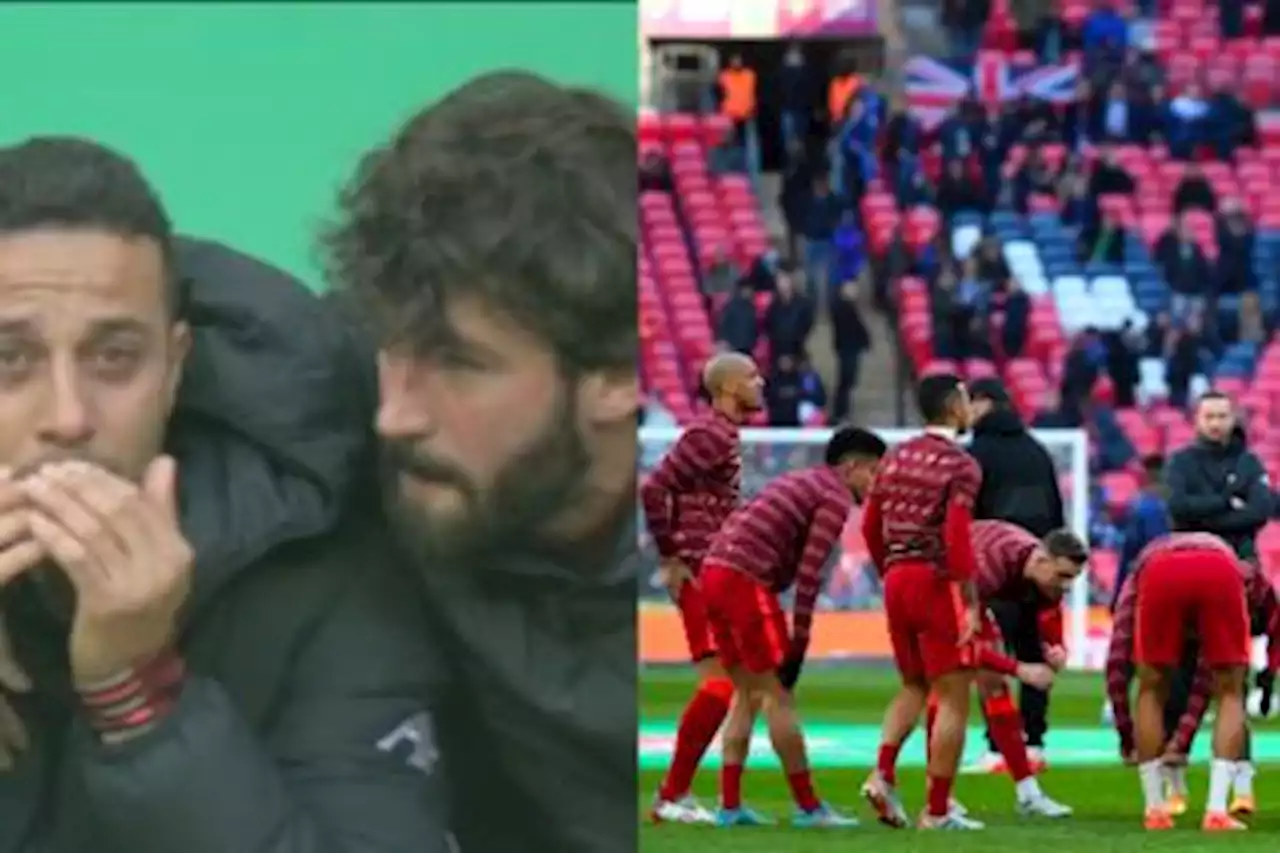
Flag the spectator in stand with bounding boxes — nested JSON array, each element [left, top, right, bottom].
[[1089, 146, 1136, 196], [1220, 0, 1246, 39], [1061, 168, 1103, 256], [1122, 46, 1165, 92], [1165, 313, 1207, 408], [703, 244, 742, 297], [883, 108, 924, 178], [1082, 0, 1129, 67], [801, 173, 843, 297], [1114, 454, 1171, 609], [1061, 327, 1106, 418], [1172, 163, 1217, 214], [718, 281, 760, 355], [827, 50, 861, 127], [979, 105, 1014, 200], [1156, 212, 1212, 320], [1207, 82, 1257, 161], [1063, 80, 1092, 150], [779, 145, 819, 264], [765, 271, 815, 360], [975, 234, 1012, 286], [1144, 310, 1172, 356], [765, 353, 803, 426], [797, 356, 828, 419], [638, 150, 674, 193], [832, 209, 866, 287], [743, 250, 782, 293], [896, 166, 934, 209], [718, 53, 760, 181], [939, 98, 980, 161], [1095, 81, 1137, 144], [1013, 145, 1060, 214], [942, 0, 992, 58], [957, 256, 995, 358], [1266, 0, 1280, 36], [1102, 321, 1143, 407], [1233, 291, 1273, 345], [1000, 275, 1031, 359], [932, 267, 963, 359], [830, 281, 871, 421], [1127, 85, 1163, 146], [779, 42, 815, 161], [1215, 199, 1257, 296], [1167, 83, 1209, 160], [937, 158, 986, 223], [1084, 208, 1127, 264], [834, 93, 880, 193]]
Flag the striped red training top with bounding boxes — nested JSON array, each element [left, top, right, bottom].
[[704, 465, 852, 655], [972, 519, 1065, 647], [1106, 532, 1280, 754], [862, 430, 982, 579], [640, 410, 741, 567]]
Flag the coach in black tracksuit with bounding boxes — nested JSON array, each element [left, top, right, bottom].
[[967, 379, 1066, 754]]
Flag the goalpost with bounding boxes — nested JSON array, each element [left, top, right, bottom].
[[638, 425, 1093, 669]]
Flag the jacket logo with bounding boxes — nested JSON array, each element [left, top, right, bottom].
[[377, 710, 439, 775]]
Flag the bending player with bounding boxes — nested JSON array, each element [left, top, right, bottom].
[[700, 426, 887, 828], [935, 522, 1088, 820], [860, 374, 985, 830], [1106, 532, 1280, 831], [643, 353, 763, 824]]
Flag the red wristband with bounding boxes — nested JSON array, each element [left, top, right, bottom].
[[76, 650, 186, 735]]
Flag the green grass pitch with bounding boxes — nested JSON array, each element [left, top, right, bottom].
[[639, 666, 1280, 852]]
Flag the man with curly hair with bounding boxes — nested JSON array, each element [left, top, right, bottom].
[[322, 71, 637, 853]]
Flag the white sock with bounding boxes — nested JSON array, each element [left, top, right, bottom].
[[1164, 765, 1188, 796], [1015, 777, 1042, 802], [1208, 759, 1235, 813], [1139, 760, 1165, 811], [1234, 762, 1255, 799]]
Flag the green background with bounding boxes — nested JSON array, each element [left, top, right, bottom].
[[0, 2, 637, 288]]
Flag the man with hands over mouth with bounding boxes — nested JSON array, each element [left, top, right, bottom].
[[0, 137, 451, 853]]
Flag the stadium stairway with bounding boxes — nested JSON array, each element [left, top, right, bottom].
[[754, 174, 904, 425]]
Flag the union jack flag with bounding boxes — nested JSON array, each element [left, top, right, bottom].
[[904, 52, 1080, 130]]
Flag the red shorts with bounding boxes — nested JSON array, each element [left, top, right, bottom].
[[884, 561, 971, 682], [1135, 548, 1250, 669], [700, 562, 790, 674], [676, 579, 717, 663]]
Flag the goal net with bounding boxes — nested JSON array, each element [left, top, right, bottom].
[[638, 425, 1096, 669]]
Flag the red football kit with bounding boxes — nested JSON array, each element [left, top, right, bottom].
[[862, 429, 982, 681], [1106, 532, 1280, 754], [701, 465, 852, 674], [640, 410, 741, 662], [967, 520, 1065, 676]]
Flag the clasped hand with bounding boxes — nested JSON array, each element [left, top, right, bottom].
[[0, 456, 192, 767]]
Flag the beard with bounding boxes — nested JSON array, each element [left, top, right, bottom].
[[381, 388, 592, 570]]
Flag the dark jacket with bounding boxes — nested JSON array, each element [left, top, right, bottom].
[[421, 517, 638, 853], [1165, 431, 1273, 562], [0, 238, 452, 853], [968, 407, 1066, 538], [1114, 490, 1171, 609]]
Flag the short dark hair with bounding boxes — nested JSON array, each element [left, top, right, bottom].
[[1141, 453, 1164, 475], [0, 136, 179, 315], [825, 426, 887, 466], [968, 377, 1010, 406], [322, 71, 635, 374], [1042, 528, 1088, 564], [1196, 390, 1232, 408], [916, 374, 965, 424]]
